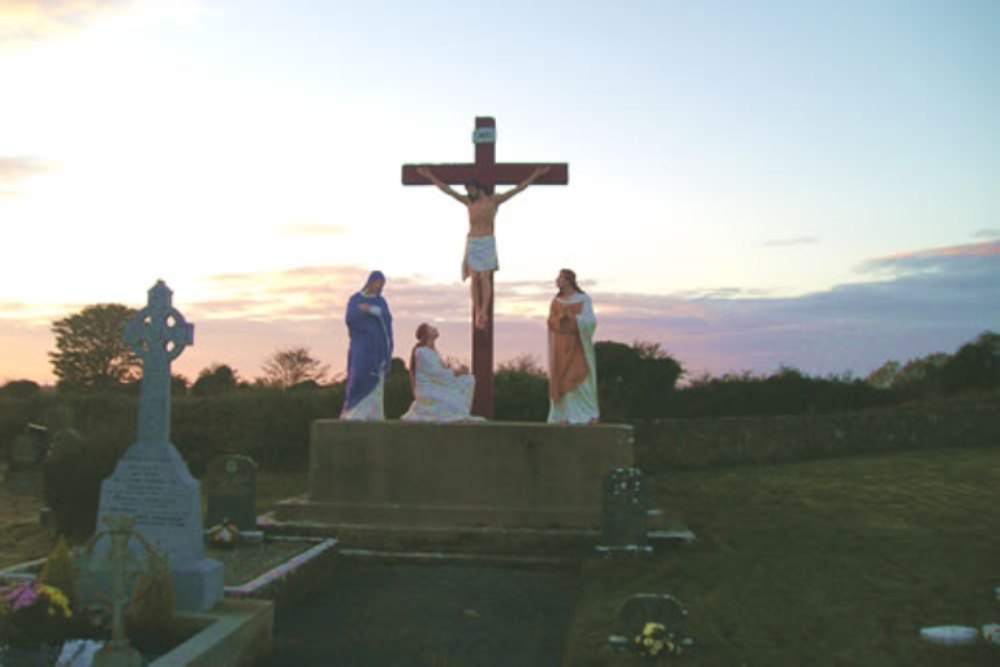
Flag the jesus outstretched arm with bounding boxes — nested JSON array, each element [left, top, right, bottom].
[[495, 166, 551, 204], [416, 166, 469, 205]]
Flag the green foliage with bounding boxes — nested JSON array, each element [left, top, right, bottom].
[[171, 374, 190, 397], [937, 330, 1000, 394], [43, 425, 131, 542], [0, 380, 41, 399], [384, 357, 413, 419], [670, 368, 891, 418], [49, 304, 140, 390], [260, 346, 330, 388], [596, 340, 684, 421], [39, 537, 77, 610], [126, 547, 176, 644], [494, 355, 548, 422], [191, 363, 241, 397]]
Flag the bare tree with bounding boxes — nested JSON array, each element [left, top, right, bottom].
[[260, 347, 330, 389]]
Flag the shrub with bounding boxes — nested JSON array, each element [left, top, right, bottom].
[[43, 427, 129, 542], [39, 538, 77, 610], [126, 546, 176, 646]]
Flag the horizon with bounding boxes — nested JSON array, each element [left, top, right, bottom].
[[2, 1, 998, 385]]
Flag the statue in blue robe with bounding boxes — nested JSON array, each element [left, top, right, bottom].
[[341, 271, 394, 420]]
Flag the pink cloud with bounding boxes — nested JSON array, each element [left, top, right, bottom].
[[0, 0, 128, 46]]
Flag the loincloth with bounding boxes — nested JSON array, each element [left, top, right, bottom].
[[462, 235, 499, 279]]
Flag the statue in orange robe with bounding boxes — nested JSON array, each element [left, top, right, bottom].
[[547, 269, 599, 424]]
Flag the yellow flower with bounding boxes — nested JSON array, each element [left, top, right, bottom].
[[642, 621, 665, 637]]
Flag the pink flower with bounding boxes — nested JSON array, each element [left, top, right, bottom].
[[3, 582, 39, 611]]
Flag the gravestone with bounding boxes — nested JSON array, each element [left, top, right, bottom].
[[205, 454, 258, 530], [9, 423, 48, 468], [610, 593, 689, 652], [3, 423, 49, 496], [599, 467, 649, 550], [95, 280, 223, 611]]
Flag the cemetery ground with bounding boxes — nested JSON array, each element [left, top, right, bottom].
[[2, 447, 998, 665]]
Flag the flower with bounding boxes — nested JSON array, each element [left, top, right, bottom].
[[0, 581, 73, 648], [632, 621, 684, 660], [206, 519, 240, 548]]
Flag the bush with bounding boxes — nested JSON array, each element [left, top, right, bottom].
[[126, 546, 176, 648], [43, 427, 129, 542], [39, 538, 77, 610], [495, 369, 548, 421]]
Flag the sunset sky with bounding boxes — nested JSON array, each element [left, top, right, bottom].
[[1, 0, 998, 385]]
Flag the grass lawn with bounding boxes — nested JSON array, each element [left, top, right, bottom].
[[565, 446, 999, 666], [3, 449, 996, 665]]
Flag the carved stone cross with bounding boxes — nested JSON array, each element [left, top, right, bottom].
[[123, 280, 193, 444]]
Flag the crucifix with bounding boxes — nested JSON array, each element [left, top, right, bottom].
[[402, 116, 569, 418]]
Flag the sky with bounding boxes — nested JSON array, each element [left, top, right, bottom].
[[1, 0, 998, 386]]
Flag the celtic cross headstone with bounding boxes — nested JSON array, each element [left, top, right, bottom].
[[95, 281, 223, 611], [123, 280, 193, 446]]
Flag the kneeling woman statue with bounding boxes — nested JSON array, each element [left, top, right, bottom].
[[402, 323, 484, 422]]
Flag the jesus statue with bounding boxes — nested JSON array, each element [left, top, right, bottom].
[[416, 165, 550, 329]]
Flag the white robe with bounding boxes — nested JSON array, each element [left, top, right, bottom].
[[547, 293, 600, 424], [340, 375, 385, 421], [402, 347, 483, 422]]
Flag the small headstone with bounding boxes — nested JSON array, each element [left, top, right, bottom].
[[95, 281, 223, 612], [4, 424, 48, 496], [205, 455, 258, 531], [617, 593, 687, 635], [599, 467, 649, 550]]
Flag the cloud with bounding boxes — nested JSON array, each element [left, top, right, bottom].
[[0, 157, 50, 198], [5, 240, 999, 385], [858, 240, 1000, 275], [763, 236, 819, 248], [0, 0, 129, 47], [279, 224, 350, 237], [973, 228, 1000, 240]]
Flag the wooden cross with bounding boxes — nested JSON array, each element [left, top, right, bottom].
[[123, 280, 193, 444], [402, 117, 568, 418]]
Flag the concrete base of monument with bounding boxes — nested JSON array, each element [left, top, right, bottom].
[[272, 420, 635, 552], [173, 558, 225, 612], [150, 598, 273, 667]]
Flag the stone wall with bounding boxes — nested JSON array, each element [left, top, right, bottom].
[[634, 402, 1000, 471]]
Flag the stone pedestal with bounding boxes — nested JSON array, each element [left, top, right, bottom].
[[274, 420, 634, 547]]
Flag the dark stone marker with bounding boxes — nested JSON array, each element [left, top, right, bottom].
[[205, 455, 258, 530], [9, 423, 48, 469], [601, 467, 648, 548], [617, 593, 688, 639]]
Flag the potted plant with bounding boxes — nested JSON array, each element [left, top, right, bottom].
[[0, 580, 73, 666]]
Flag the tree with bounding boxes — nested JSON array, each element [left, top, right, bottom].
[[938, 331, 1000, 394], [259, 347, 330, 389], [595, 340, 684, 420], [191, 363, 241, 397], [865, 360, 901, 389], [892, 352, 949, 393], [0, 379, 41, 399], [49, 304, 140, 389], [495, 354, 547, 421]]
